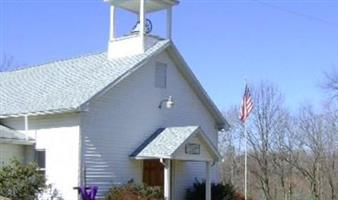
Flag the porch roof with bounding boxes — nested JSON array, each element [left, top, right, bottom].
[[0, 125, 34, 145], [130, 126, 221, 161]]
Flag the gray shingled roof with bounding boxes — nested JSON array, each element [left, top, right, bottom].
[[0, 40, 170, 117], [0, 125, 34, 145], [131, 126, 221, 160], [131, 126, 201, 158]]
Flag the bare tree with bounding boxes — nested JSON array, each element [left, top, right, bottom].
[[220, 106, 244, 186], [220, 79, 338, 200], [271, 112, 295, 200], [0, 54, 18, 72], [285, 106, 325, 200], [246, 81, 288, 200], [324, 69, 338, 93], [321, 103, 338, 200], [221, 82, 295, 200], [0, 54, 14, 72]]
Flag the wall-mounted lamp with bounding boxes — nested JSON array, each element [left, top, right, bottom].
[[159, 96, 175, 109]]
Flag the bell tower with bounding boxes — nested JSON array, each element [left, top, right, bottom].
[[105, 0, 179, 59]]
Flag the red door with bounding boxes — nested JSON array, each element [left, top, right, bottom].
[[143, 159, 164, 187]]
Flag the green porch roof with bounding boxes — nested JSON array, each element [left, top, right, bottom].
[[130, 126, 221, 160]]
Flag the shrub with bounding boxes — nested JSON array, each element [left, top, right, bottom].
[[185, 179, 236, 200], [0, 160, 46, 200], [233, 192, 253, 200], [38, 184, 64, 200], [105, 180, 163, 200]]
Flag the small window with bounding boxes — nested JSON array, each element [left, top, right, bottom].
[[35, 149, 46, 175], [155, 62, 167, 89]]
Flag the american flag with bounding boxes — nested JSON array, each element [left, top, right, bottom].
[[240, 84, 254, 123]]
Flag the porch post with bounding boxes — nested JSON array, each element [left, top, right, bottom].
[[139, 0, 145, 52], [166, 7, 172, 39], [206, 161, 211, 200], [109, 5, 116, 41], [164, 159, 171, 200]]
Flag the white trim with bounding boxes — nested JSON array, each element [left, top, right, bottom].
[[0, 108, 79, 119], [132, 155, 172, 160], [0, 138, 34, 145], [104, 0, 179, 14]]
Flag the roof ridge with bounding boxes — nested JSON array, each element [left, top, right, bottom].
[[0, 39, 171, 75], [0, 51, 106, 74]]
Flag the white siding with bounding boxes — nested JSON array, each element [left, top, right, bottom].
[[80, 59, 161, 198], [81, 51, 220, 199], [0, 143, 25, 167], [159, 52, 220, 200], [1, 113, 80, 200]]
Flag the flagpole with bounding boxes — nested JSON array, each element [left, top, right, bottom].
[[244, 122, 247, 200], [243, 78, 248, 200], [241, 80, 252, 200]]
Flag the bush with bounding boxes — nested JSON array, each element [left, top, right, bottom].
[[105, 180, 163, 200], [38, 184, 64, 200], [233, 192, 253, 200], [185, 179, 237, 200], [0, 160, 46, 200]]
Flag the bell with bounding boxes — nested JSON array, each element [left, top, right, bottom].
[[131, 22, 141, 34], [130, 19, 152, 34]]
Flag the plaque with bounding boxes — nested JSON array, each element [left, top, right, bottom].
[[185, 143, 200, 155]]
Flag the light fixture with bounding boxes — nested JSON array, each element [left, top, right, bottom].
[[159, 96, 175, 109]]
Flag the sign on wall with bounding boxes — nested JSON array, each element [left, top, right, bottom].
[[185, 143, 200, 155]]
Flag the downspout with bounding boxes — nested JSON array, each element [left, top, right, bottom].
[[79, 103, 90, 188]]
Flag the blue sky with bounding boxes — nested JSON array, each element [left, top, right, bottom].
[[1, 0, 338, 112]]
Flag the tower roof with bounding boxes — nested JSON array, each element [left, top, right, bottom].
[[105, 0, 179, 13]]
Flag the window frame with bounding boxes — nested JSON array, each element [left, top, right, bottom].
[[34, 149, 46, 174], [155, 62, 168, 89]]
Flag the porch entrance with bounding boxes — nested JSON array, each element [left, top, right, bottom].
[[143, 159, 164, 187], [131, 126, 221, 200]]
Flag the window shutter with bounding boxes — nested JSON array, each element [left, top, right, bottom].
[[155, 63, 167, 89]]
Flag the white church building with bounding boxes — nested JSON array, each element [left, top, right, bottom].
[[0, 0, 229, 199]]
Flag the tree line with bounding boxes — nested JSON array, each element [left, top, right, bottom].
[[220, 77, 338, 200]]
